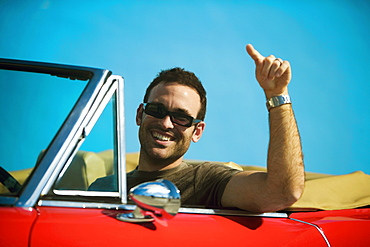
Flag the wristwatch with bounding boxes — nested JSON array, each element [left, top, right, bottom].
[[266, 95, 291, 111]]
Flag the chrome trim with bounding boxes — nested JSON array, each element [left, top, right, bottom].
[[37, 198, 288, 218], [52, 190, 119, 197], [117, 209, 155, 223], [289, 218, 331, 247], [39, 199, 134, 210], [110, 75, 126, 204], [81, 78, 118, 137], [179, 208, 288, 218]]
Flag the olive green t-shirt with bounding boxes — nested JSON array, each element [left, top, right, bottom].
[[127, 162, 241, 207], [89, 162, 241, 207]]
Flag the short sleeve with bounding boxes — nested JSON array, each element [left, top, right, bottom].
[[184, 162, 241, 207]]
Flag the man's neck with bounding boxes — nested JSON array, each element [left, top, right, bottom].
[[137, 152, 184, 172]]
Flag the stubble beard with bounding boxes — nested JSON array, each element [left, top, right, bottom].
[[138, 125, 192, 167]]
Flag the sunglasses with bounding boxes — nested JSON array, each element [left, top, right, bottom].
[[143, 103, 202, 127]]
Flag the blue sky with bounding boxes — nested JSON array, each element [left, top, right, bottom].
[[1, 0, 369, 175]]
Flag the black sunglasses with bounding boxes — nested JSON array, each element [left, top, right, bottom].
[[143, 103, 202, 127]]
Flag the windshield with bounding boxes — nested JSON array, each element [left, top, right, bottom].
[[0, 68, 87, 195]]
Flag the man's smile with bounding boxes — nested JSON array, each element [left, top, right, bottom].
[[151, 130, 175, 142]]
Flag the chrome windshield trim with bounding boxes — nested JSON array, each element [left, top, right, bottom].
[[112, 75, 126, 204]]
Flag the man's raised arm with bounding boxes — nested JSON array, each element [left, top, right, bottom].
[[221, 44, 304, 213]]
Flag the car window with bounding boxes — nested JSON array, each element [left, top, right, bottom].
[[38, 74, 126, 206], [50, 97, 118, 194], [0, 69, 86, 196]]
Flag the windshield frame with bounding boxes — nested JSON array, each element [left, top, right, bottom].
[[0, 58, 127, 207]]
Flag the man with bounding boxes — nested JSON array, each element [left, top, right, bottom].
[[91, 44, 304, 213]]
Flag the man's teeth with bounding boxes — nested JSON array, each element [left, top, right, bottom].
[[153, 132, 171, 141]]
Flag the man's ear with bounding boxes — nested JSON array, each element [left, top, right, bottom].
[[192, 121, 206, 143], [136, 104, 144, 126]]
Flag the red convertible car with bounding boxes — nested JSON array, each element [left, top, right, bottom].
[[0, 58, 369, 246]]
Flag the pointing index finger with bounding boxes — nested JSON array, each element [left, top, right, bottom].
[[246, 44, 264, 63]]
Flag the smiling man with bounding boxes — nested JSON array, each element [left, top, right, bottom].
[[136, 75, 206, 172], [91, 44, 305, 213]]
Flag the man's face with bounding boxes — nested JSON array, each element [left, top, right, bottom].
[[137, 82, 205, 165]]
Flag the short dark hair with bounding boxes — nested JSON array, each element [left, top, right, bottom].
[[143, 67, 207, 120]]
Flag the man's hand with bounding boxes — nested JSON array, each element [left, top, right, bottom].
[[246, 44, 291, 99]]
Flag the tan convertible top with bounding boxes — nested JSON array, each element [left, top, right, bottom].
[[6, 150, 370, 211], [126, 152, 370, 211]]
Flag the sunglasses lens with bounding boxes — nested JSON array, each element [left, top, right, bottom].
[[144, 104, 166, 118], [171, 113, 192, 127], [144, 103, 195, 127]]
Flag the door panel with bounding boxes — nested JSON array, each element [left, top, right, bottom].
[[30, 206, 328, 246], [0, 207, 38, 247]]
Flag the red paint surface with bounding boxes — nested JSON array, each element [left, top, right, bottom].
[[290, 208, 370, 246], [2, 206, 369, 246], [30, 207, 327, 246], [0, 207, 38, 247]]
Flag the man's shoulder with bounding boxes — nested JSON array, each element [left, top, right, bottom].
[[88, 174, 116, 191], [181, 161, 226, 170], [183, 161, 243, 171], [180, 161, 242, 179]]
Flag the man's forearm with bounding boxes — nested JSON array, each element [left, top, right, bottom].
[[266, 103, 304, 207]]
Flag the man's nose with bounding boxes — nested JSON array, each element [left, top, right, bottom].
[[160, 114, 175, 129]]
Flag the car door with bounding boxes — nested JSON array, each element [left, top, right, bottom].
[[30, 206, 330, 246]]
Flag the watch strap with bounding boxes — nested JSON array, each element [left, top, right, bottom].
[[266, 95, 291, 111]]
